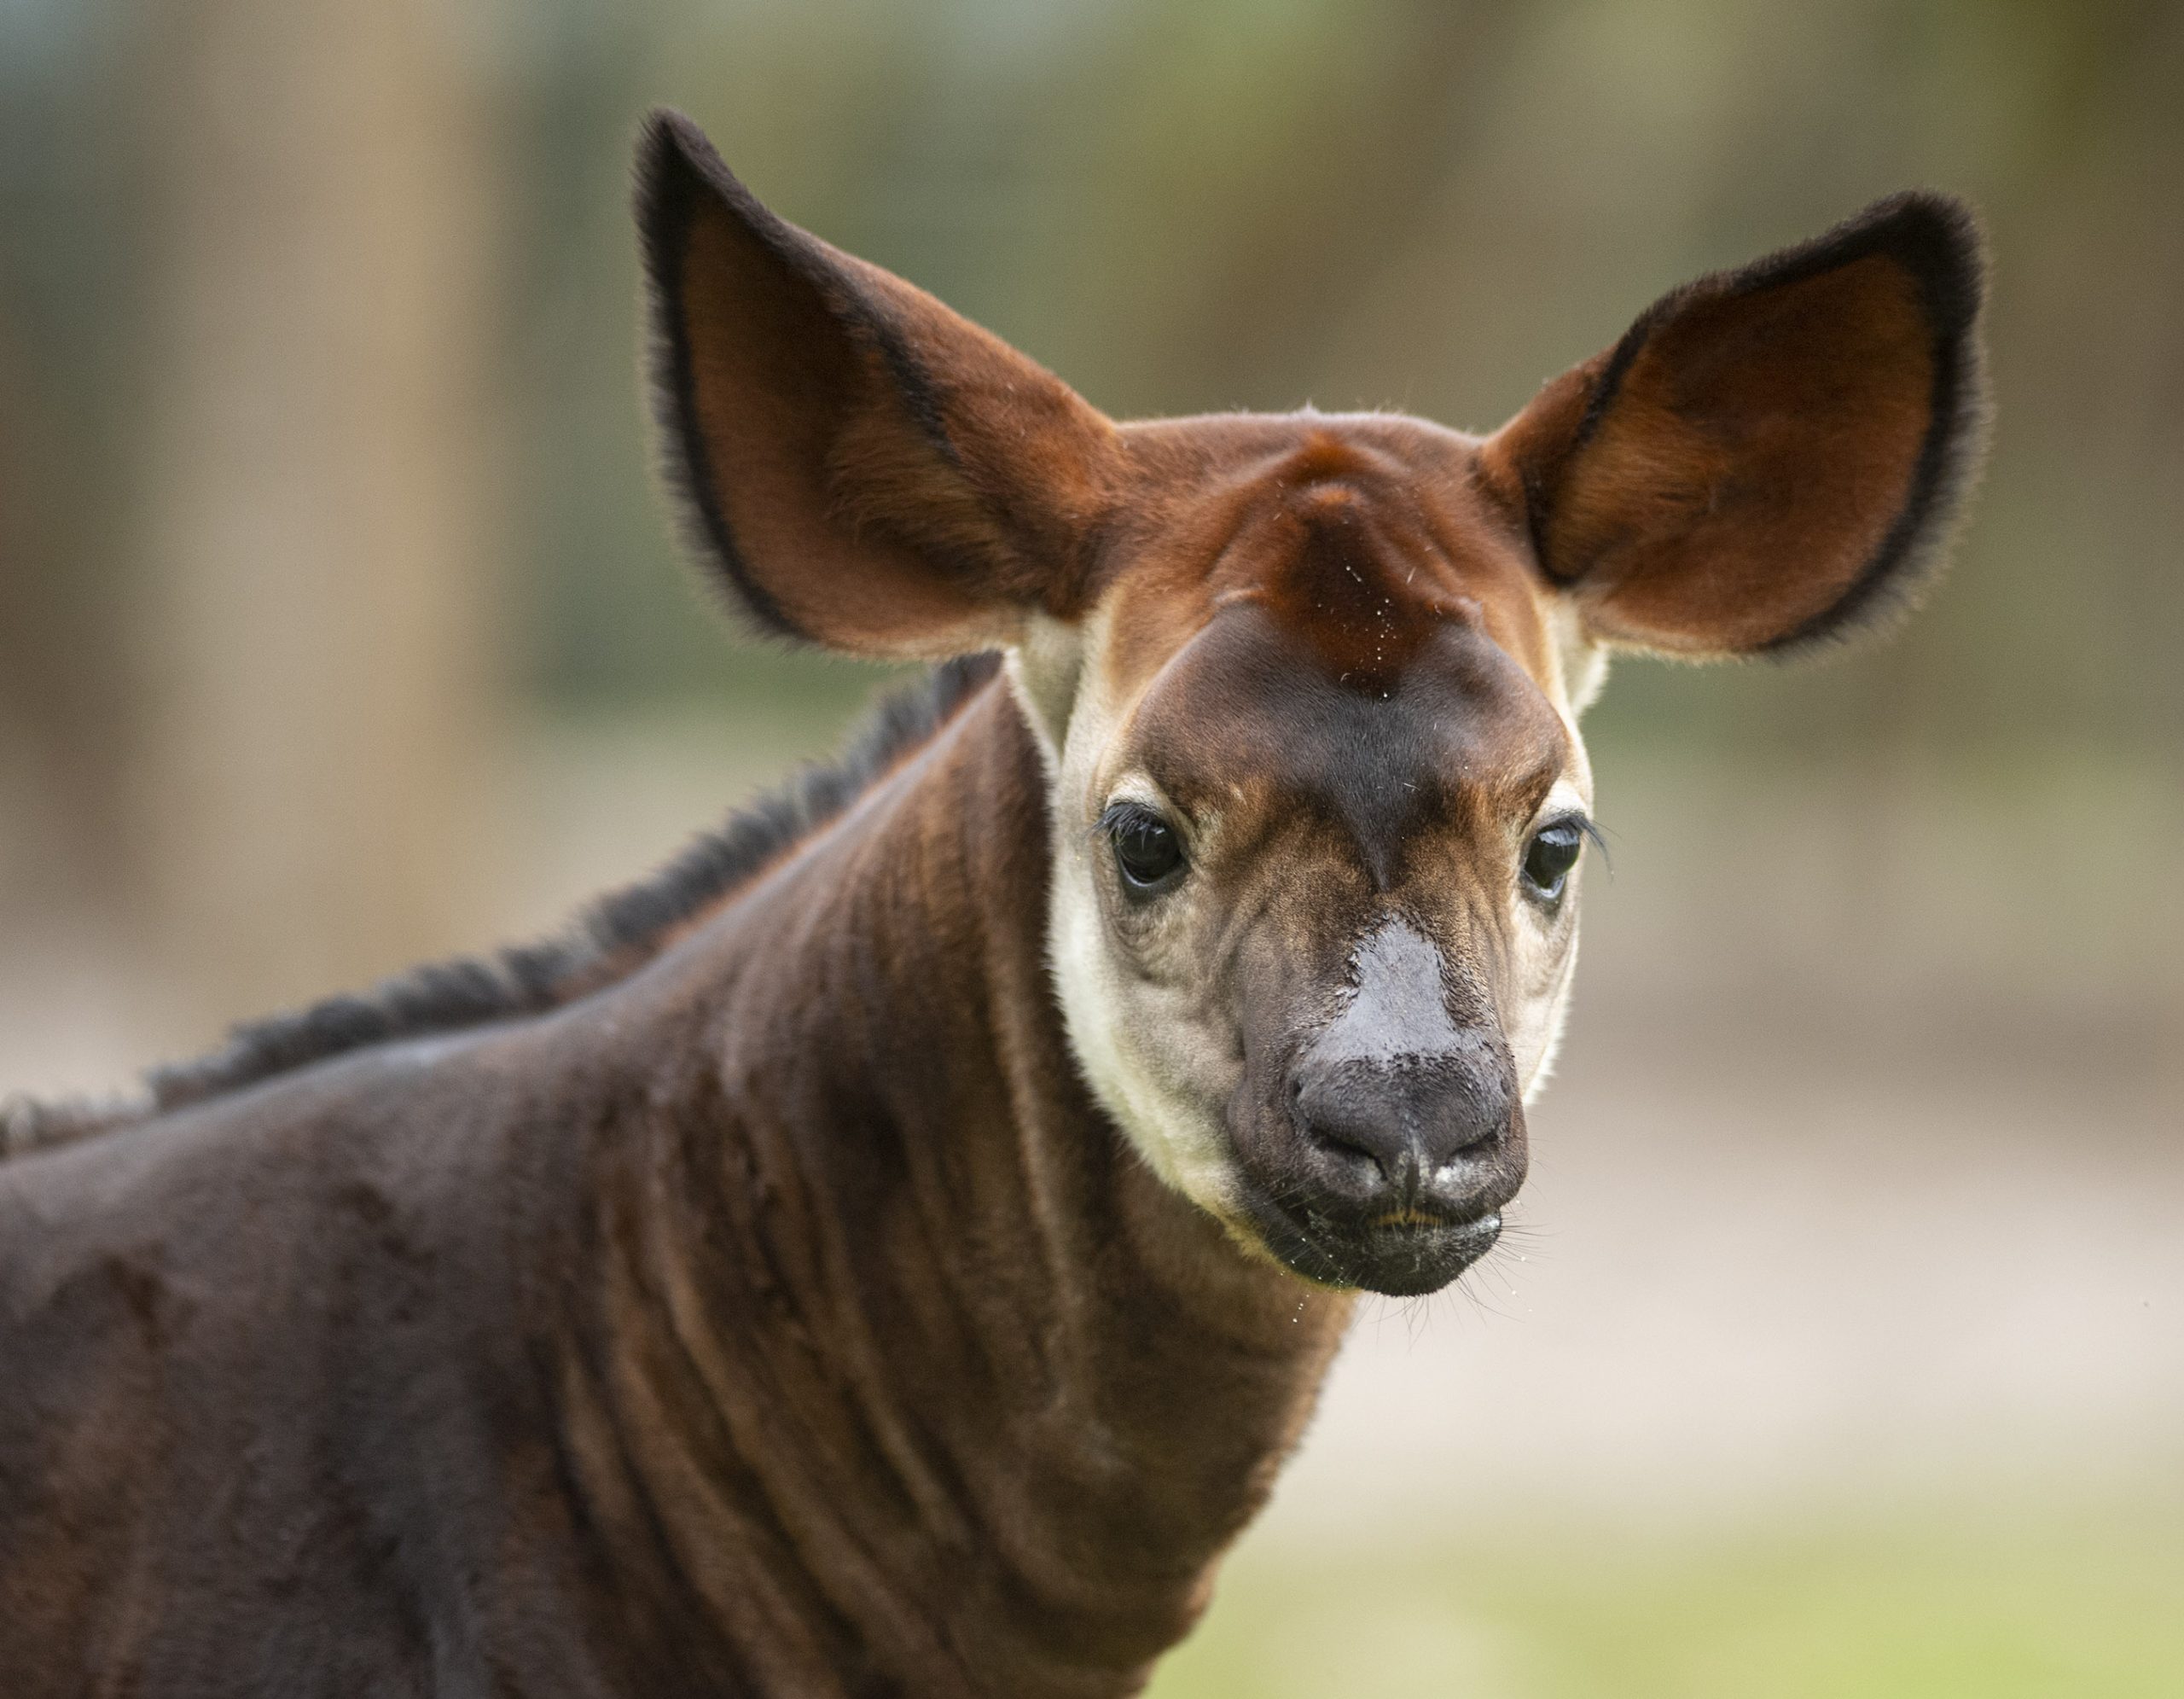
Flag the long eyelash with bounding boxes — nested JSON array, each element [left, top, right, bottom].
[[1095, 800, 1150, 841], [1574, 814, 1611, 864], [1552, 812, 1614, 876]]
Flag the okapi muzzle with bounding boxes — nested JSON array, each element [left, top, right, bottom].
[[1239, 916, 1526, 1295], [0, 107, 1989, 1699]]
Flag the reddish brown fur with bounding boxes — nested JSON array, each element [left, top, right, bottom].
[[1478, 203, 1984, 656], [1090, 418, 1555, 706], [0, 112, 1986, 1697], [668, 158, 1117, 653]]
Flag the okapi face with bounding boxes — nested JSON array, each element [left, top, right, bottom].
[[638, 113, 1985, 1295], [1037, 422, 1593, 1295]]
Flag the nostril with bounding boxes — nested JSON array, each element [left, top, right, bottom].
[[1292, 1051, 1515, 1190], [1292, 1074, 1410, 1189], [1304, 1119, 1391, 1180]]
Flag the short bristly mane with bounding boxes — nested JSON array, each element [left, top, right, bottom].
[[0, 655, 1002, 1161]]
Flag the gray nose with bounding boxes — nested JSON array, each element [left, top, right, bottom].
[[1292, 1050, 1512, 1195], [1287, 917, 1514, 1207]]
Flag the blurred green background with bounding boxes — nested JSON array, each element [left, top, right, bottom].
[[1, 2, 2178, 1693]]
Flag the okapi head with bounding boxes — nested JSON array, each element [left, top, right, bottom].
[[639, 113, 1985, 1298]]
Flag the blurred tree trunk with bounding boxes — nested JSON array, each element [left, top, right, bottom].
[[0, 289, 137, 927], [135, 0, 505, 1037], [0, 323, 89, 915]]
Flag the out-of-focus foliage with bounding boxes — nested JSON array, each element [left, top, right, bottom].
[[5, 0, 2179, 756]]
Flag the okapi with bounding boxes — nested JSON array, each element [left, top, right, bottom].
[[0, 111, 1986, 1697]]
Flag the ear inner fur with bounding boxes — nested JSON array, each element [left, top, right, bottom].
[[1484, 191, 1988, 657], [636, 109, 1117, 656]]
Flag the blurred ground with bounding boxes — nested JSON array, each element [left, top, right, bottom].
[[1151, 1501, 2184, 1697]]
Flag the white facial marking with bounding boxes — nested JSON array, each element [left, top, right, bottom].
[[1546, 596, 1612, 724], [1037, 626, 1246, 1214], [1049, 870, 1243, 1207], [1004, 607, 1087, 771], [1508, 775, 1594, 1101]]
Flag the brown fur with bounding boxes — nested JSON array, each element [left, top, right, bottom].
[[1478, 193, 1987, 655], [0, 110, 1987, 1696], [648, 114, 1117, 655], [1, 684, 1347, 1696]]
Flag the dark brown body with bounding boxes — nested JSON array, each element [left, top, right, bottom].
[[0, 681, 1346, 1697], [0, 109, 1988, 1697]]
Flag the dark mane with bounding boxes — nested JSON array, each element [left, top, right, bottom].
[[1, 654, 1003, 1160]]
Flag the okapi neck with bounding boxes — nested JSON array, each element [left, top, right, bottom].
[[549, 678, 1352, 1696]]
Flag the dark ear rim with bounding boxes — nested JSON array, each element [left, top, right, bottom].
[[632, 108, 963, 646], [1547, 190, 1991, 659]]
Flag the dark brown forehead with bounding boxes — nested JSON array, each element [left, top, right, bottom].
[[1122, 601, 1571, 890], [1100, 415, 1555, 698], [1090, 416, 1571, 882]]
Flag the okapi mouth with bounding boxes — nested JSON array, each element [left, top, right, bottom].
[[1228, 1172, 1508, 1297]]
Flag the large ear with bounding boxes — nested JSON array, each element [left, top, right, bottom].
[[1480, 193, 1989, 657], [636, 111, 1118, 656]]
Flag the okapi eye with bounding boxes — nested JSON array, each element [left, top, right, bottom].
[[1521, 819, 1586, 903], [1101, 802, 1187, 894]]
